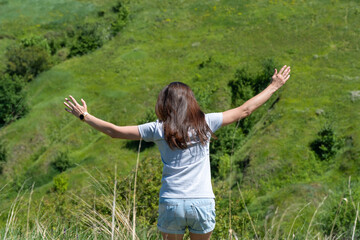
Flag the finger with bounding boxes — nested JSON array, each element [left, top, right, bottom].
[[283, 66, 291, 76], [279, 65, 287, 75], [65, 98, 76, 109], [273, 68, 277, 76], [285, 74, 290, 81], [81, 98, 87, 109], [64, 107, 72, 113], [69, 95, 80, 106], [63, 101, 73, 110]]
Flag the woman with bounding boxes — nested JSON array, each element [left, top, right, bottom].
[[64, 65, 291, 240]]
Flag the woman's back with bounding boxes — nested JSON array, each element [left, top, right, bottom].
[[138, 112, 223, 198]]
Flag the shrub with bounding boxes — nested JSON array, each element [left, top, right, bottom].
[[52, 174, 69, 194], [0, 74, 29, 127], [310, 125, 342, 161], [43, 31, 67, 55], [253, 58, 276, 93], [110, 4, 129, 36], [228, 67, 255, 107], [227, 58, 277, 135], [51, 151, 74, 172], [5, 44, 52, 81], [69, 23, 105, 57], [20, 35, 51, 54], [210, 125, 244, 179]]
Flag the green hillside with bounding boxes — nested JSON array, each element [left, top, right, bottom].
[[0, 0, 359, 239]]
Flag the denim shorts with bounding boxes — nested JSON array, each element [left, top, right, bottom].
[[157, 198, 216, 234]]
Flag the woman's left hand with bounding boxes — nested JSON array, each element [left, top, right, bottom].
[[64, 95, 88, 118]]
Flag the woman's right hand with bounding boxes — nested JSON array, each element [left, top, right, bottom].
[[271, 65, 291, 90]]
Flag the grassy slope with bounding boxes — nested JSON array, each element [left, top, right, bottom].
[[0, 0, 359, 232]]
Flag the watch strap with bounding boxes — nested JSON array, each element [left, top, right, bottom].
[[80, 112, 89, 121]]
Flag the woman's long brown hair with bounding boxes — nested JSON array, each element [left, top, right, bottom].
[[155, 82, 214, 149]]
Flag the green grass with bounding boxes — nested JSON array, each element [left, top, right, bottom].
[[0, 0, 360, 238]]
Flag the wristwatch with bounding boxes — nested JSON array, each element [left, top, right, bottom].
[[79, 112, 89, 121]]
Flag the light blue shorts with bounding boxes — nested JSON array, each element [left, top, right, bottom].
[[157, 198, 216, 234]]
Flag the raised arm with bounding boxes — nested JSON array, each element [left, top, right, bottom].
[[222, 65, 291, 126], [63, 95, 141, 140]]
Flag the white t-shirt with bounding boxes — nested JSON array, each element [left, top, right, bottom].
[[137, 112, 223, 198]]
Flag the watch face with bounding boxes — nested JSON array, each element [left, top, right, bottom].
[[80, 114, 84, 120]]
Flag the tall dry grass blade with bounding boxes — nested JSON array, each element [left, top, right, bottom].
[[26, 182, 35, 240], [4, 180, 28, 240], [0, 182, 8, 193], [35, 196, 44, 239], [111, 164, 117, 240], [35, 218, 55, 240], [287, 202, 310, 240], [69, 161, 138, 239], [352, 202, 359, 240], [132, 139, 142, 240], [269, 207, 279, 238], [275, 206, 290, 240], [305, 195, 328, 240], [237, 182, 259, 239]]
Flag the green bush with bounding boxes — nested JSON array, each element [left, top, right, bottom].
[[227, 58, 277, 135], [228, 67, 255, 107], [51, 151, 74, 172], [253, 58, 276, 93], [110, 3, 129, 36], [5, 44, 52, 81], [0, 74, 29, 127], [52, 174, 69, 194], [310, 125, 342, 161], [20, 35, 51, 54], [210, 124, 244, 179], [43, 31, 67, 55], [69, 23, 105, 57]]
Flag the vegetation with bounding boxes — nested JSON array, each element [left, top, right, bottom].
[[0, 0, 359, 239], [0, 74, 29, 127], [310, 125, 342, 161]]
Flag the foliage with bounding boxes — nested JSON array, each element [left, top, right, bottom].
[[210, 124, 244, 179], [52, 173, 69, 194], [192, 56, 229, 113], [5, 44, 52, 81], [43, 31, 67, 55], [228, 58, 277, 135], [310, 125, 342, 161], [0, 74, 29, 127], [19, 35, 51, 54], [110, 1, 129, 36], [51, 151, 74, 172], [318, 182, 360, 239], [228, 67, 254, 107], [69, 23, 105, 57]]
